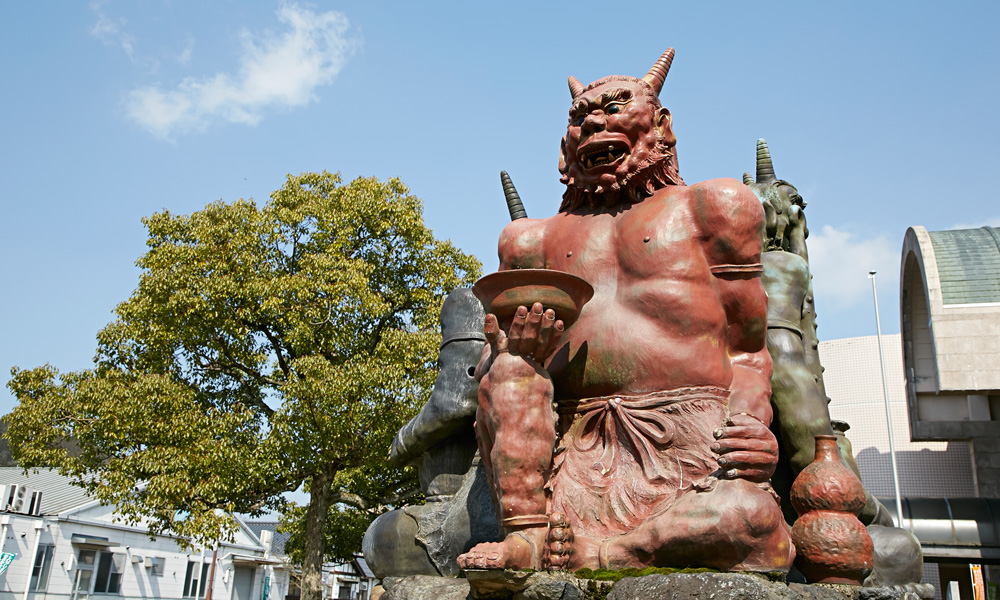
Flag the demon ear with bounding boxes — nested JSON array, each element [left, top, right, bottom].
[[762, 199, 778, 239], [655, 107, 676, 148], [568, 76, 584, 99], [642, 48, 675, 96]]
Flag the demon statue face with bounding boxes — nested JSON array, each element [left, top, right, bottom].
[[558, 50, 684, 212], [743, 139, 807, 253]]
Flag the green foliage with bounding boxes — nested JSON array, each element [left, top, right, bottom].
[[5, 172, 480, 553], [278, 503, 372, 565]]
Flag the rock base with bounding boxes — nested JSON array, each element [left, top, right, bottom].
[[379, 571, 934, 600]]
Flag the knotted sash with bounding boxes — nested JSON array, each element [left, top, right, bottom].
[[557, 386, 729, 483]]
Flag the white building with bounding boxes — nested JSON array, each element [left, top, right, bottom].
[[244, 522, 376, 600], [820, 334, 977, 499], [819, 334, 997, 599], [0, 468, 290, 600]]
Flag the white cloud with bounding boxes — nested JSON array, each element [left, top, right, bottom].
[[177, 38, 195, 67], [123, 3, 358, 140], [806, 225, 898, 310], [89, 0, 138, 63], [949, 216, 1000, 230]]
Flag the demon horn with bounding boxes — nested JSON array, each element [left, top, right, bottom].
[[568, 76, 585, 99], [756, 138, 777, 183], [642, 48, 675, 96], [743, 172, 755, 185], [500, 170, 527, 220]]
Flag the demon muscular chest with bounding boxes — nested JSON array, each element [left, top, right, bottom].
[[500, 189, 707, 284]]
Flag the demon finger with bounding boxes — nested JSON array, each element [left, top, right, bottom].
[[522, 302, 545, 357], [506, 305, 530, 354], [542, 318, 565, 360], [714, 424, 773, 441], [533, 308, 557, 359], [712, 437, 777, 456], [484, 313, 508, 355], [716, 451, 777, 479], [720, 466, 774, 484]]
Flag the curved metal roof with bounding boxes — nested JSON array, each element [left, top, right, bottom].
[[878, 496, 1000, 561], [926, 226, 1000, 305]]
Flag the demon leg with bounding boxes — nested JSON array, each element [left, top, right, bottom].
[[568, 479, 794, 573], [457, 353, 555, 570]]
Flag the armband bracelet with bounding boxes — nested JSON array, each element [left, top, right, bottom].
[[732, 411, 767, 427], [710, 263, 763, 275]]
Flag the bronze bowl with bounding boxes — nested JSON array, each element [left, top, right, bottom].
[[471, 269, 594, 327]]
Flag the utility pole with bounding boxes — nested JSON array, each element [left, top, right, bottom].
[[205, 545, 219, 600], [869, 271, 906, 530]]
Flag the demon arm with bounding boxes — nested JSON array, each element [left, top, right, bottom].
[[700, 180, 778, 483]]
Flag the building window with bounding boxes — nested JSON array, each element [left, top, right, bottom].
[[73, 549, 97, 600], [148, 556, 165, 577], [93, 551, 124, 594], [30, 545, 55, 591], [183, 560, 210, 598]]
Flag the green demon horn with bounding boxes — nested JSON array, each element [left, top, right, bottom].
[[568, 76, 585, 99], [756, 138, 777, 183], [500, 170, 527, 220], [642, 48, 675, 96], [743, 172, 755, 185]]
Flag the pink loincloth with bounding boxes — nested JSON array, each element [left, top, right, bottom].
[[548, 386, 729, 539]]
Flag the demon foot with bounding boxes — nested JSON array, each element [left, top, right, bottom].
[[457, 529, 545, 570], [544, 513, 573, 570]]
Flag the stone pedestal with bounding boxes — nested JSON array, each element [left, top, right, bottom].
[[378, 571, 934, 600]]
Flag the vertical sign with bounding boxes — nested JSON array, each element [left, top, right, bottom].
[[0, 553, 16, 576], [261, 575, 270, 600], [972, 564, 986, 600]]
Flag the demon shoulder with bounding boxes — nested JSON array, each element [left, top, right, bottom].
[[497, 217, 549, 270], [690, 178, 764, 265]]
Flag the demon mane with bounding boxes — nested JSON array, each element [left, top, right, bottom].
[[558, 141, 684, 213]]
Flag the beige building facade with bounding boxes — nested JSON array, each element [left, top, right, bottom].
[[900, 226, 1000, 498], [819, 334, 977, 499]]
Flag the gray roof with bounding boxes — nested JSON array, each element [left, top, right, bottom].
[[927, 226, 1000, 305], [244, 520, 291, 557], [354, 556, 374, 579], [0, 467, 94, 515]]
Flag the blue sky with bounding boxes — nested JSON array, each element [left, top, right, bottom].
[[2, 1, 999, 415]]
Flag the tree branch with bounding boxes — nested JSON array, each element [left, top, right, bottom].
[[191, 349, 278, 418], [329, 491, 367, 510], [365, 298, 411, 355], [257, 323, 293, 379]]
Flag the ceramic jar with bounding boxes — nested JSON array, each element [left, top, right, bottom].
[[789, 435, 873, 584]]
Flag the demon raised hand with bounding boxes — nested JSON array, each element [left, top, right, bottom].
[[456, 50, 794, 574]]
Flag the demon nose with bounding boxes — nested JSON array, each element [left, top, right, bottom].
[[581, 112, 605, 136]]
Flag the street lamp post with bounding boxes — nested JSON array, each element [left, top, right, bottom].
[[869, 271, 906, 530]]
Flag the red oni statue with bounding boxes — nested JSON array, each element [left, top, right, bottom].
[[457, 50, 795, 574]]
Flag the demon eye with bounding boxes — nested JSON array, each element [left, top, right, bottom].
[[573, 114, 585, 126], [606, 104, 622, 115]]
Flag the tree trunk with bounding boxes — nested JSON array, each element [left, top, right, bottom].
[[300, 468, 334, 600]]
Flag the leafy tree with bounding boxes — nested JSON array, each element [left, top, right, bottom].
[[0, 422, 15, 467], [5, 172, 481, 600]]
